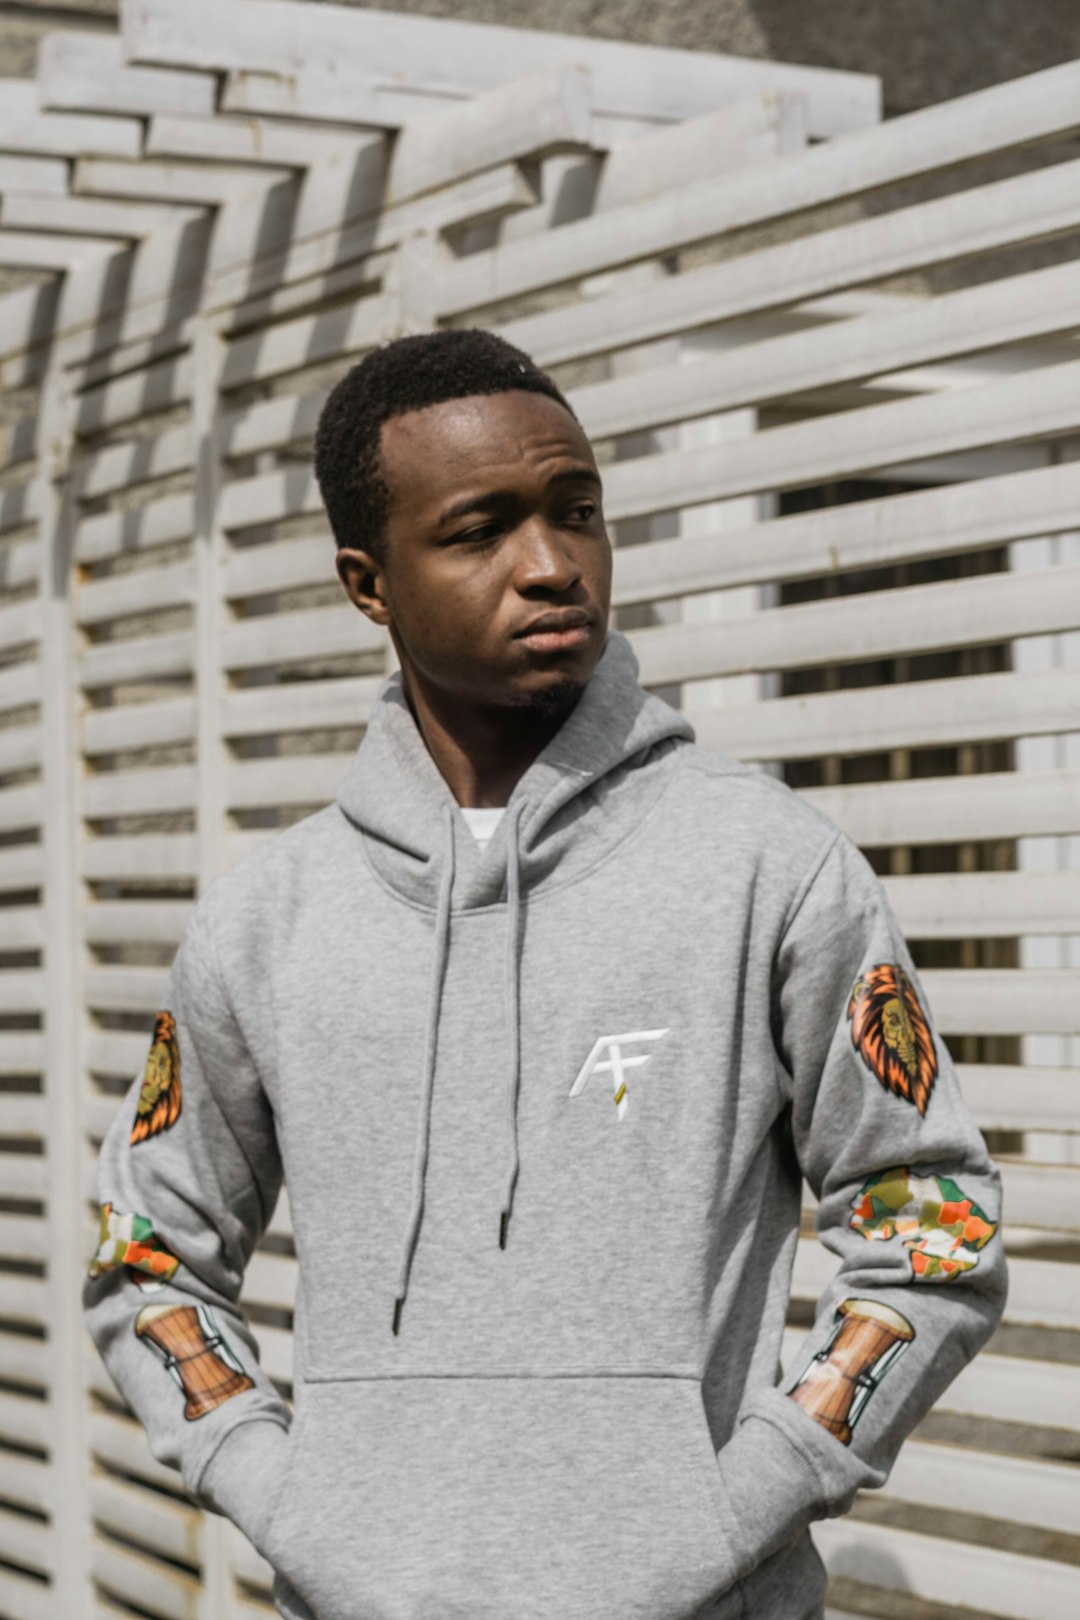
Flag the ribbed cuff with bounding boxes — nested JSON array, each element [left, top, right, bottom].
[[197, 1419, 291, 1556], [714, 1410, 829, 1581]]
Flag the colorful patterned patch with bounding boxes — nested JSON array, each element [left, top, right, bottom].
[[130, 1010, 182, 1145], [87, 1202, 181, 1284], [848, 964, 938, 1116], [135, 1302, 254, 1422], [850, 1167, 998, 1281], [788, 1297, 914, 1445]]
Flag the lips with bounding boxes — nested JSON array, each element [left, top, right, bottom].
[[514, 610, 594, 653]]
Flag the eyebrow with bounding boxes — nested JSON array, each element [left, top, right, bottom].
[[435, 465, 602, 528]]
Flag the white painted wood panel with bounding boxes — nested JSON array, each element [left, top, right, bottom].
[[435, 58, 1080, 312], [123, 0, 880, 139], [815, 1519, 1080, 1620], [694, 669, 1080, 762], [0, 80, 142, 160], [801, 769, 1080, 845], [39, 33, 216, 120]]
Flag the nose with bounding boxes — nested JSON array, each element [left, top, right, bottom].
[[513, 518, 583, 596]]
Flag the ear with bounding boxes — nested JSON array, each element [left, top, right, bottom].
[[336, 547, 391, 626]]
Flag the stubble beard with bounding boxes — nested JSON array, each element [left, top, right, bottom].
[[523, 676, 585, 720]]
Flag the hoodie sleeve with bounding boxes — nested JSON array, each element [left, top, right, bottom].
[[714, 828, 1007, 1582], [82, 893, 292, 1557]]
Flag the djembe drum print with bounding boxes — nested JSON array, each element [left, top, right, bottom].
[[788, 1297, 915, 1445], [135, 1302, 254, 1421]]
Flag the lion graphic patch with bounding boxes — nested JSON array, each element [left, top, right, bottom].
[[130, 1010, 182, 1145], [848, 964, 938, 1115]]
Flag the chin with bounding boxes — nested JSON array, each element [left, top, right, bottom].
[[521, 677, 586, 718]]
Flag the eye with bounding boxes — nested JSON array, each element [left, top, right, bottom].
[[566, 500, 598, 523], [449, 522, 503, 548]]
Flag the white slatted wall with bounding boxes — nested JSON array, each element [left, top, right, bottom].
[[0, 3, 1076, 1617]]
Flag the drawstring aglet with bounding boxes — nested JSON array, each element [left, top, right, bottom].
[[392, 1296, 403, 1335], [499, 1210, 509, 1250]]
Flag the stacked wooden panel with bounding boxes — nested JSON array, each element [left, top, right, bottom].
[[0, 3, 1076, 1617]]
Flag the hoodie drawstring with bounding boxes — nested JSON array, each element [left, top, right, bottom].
[[499, 802, 526, 1251], [392, 802, 528, 1333], [393, 806, 456, 1336]]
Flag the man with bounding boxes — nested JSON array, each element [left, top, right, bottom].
[[85, 328, 1006, 1620]]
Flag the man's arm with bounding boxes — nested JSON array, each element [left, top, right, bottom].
[[83, 896, 292, 1557], [715, 829, 1007, 1579]]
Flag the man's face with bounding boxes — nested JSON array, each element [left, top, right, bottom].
[[337, 390, 612, 712]]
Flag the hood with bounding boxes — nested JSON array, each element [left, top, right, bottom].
[[335, 628, 694, 911], [334, 629, 694, 1333]]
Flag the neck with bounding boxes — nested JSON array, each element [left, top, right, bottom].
[[400, 670, 582, 809]]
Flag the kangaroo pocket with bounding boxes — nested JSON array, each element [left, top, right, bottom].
[[263, 1375, 745, 1620]]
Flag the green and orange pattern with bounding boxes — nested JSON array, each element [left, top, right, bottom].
[[849, 1167, 997, 1281], [87, 1201, 181, 1285]]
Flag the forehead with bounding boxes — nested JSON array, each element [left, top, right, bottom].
[[378, 390, 596, 513]]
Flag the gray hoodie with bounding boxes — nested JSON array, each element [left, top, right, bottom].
[[84, 630, 1006, 1620]]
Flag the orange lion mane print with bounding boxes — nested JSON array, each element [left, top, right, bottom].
[[130, 1010, 182, 1145], [848, 963, 938, 1116]]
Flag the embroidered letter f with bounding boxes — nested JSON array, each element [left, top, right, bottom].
[[570, 1030, 670, 1121]]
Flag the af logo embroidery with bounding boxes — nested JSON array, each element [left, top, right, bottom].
[[848, 964, 938, 1116], [570, 1029, 669, 1120], [130, 1010, 182, 1145]]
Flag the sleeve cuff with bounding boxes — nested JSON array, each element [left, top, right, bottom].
[[196, 1418, 291, 1555]]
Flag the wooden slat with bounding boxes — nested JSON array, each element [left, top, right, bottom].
[[815, 1519, 1080, 1620], [78, 632, 194, 691], [124, 0, 879, 140], [0, 155, 69, 194], [222, 674, 378, 738], [81, 696, 196, 756], [801, 768, 1080, 845], [605, 357, 1080, 523], [572, 259, 1080, 442], [0, 1568, 51, 1620], [957, 1065, 1079, 1134], [84, 900, 191, 949], [89, 1473, 200, 1567], [385, 64, 592, 204], [0, 193, 204, 241], [82, 765, 198, 821], [75, 493, 194, 565], [38, 32, 217, 121], [146, 114, 381, 169], [74, 157, 292, 209], [220, 606, 385, 672], [77, 560, 196, 627], [633, 563, 1080, 687], [220, 294, 395, 392], [0, 229, 122, 270], [75, 353, 193, 437], [226, 754, 352, 811], [694, 669, 1080, 763], [436, 58, 1080, 315], [92, 1538, 199, 1620], [882, 870, 1080, 937], [81, 833, 198, 884], [0, 80, 142, 160]]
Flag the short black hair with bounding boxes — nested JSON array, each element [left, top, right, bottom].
[[313, 327, 575, 563]]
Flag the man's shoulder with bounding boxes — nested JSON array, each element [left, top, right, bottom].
[[197, 802, 347, 925], [670, 741, 840, 850]]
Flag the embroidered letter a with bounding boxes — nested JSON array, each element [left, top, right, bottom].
[[570, 1030, 669, 1120]]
